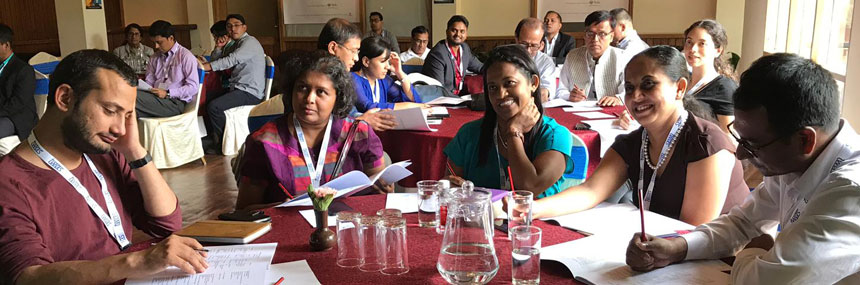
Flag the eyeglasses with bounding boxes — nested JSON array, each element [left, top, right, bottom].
[[338, 43, 359, 55], [518, 41, 542, 51], [727, 121, 789, 158], [585, 31, 611, 41]]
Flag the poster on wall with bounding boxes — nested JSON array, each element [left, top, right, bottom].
[[537, 0, 628, 22], [85, 0, 102, 9], [283, 0, 360, 24]]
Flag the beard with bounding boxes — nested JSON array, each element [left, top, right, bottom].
[[61, 106, 111, 154]]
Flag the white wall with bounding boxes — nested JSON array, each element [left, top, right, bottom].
[[737, 0, 767, 74], [55, 0, 108, 56], [715, 0, 744, 57], [633, 0, 717, 34], [186, 0, 214, 54], [841, 3, 860, 127], [123, 0, 188, 26]]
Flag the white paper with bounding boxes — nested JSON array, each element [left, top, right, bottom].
[[541, 235, 730, 285], [542, 203, 694, 236], [137, 79, 152, 91], [265, 260, 321, 285], [385, 193, 419, 213], [574, 111, 616, 119], [563, 106, 604, 112], [582, 119, 637, 157], [388, 107, 435, 131], [126, 243, 278, 285], [426, 95, 472, 106], [278, 161, 413, 207], [426, 106, 449, 116], [427, 119, 442, 125], [299, 209, 338, 228], [543, 99, 599, 109]]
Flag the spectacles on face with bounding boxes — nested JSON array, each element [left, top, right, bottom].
[[518, 41, 541, 51], [225, 23, 244, 29], [337, 43, 359, 55], [585, 31, 612, 41], [727, 121, 790, 158]]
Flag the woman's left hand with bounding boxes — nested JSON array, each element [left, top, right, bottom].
[[507, 100, 541, 134]]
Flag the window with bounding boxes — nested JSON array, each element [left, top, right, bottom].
[[764, 0, 854, 77]]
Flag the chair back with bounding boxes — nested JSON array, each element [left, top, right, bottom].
[[28, 52, 60, 66], [264, 55, 275, 100], [34, 70, 49, 118], [184, 64, 206, 114], [563, 133, 590, 186]]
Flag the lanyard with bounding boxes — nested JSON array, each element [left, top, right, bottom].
[[294, 114, 333, 188], [158, 50, 178, 85], [27, 133, 130, 250], [0, 53, 13, 76], [493, 127, 511, 190], [447, 43, 463, 93], [366, 77, 381, 104], [637, 110, 688, 210]]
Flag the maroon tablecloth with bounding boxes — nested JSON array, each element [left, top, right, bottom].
[[377, 107, 624, 187]]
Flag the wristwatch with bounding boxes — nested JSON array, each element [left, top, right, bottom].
[[128, 153, 152, 169]]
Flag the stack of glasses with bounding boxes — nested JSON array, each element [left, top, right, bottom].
[[335, 209, 409, 275]]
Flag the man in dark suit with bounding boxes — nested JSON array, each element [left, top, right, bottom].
[[543, 11, 575, 64], [0, 24, 36, 141], [422, 15, 483, 95]]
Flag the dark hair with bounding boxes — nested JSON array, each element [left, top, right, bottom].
[[370, 11, 383, 21], [734, 53, 840, 137], [411, 26, 429, 38], [280, 50, 356, 119], [544, 10, 562, 23], [210, 20, 228, 37], [317, 18, 361, 50], [48, 49, 138, 107], [124, 23, 143, 37], [226, 14, 246, 25], [684, 19, 735, 80], [584, 10, 616, 29], [447, 15, 469, 29], [477, 45, 546, 164], [358, 36, 391, 71], [609, 8, 632, 23], [148, 20, 175, 38], [515, 18, 544, 39], [0, 24, 13, 45]]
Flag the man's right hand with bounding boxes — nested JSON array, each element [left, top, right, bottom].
[[357, 109, 397, 132], [215, 35, 230, 48], [626, 233, 688, 272], [130, 235, 209, 278], [569, 84, 587, 102]]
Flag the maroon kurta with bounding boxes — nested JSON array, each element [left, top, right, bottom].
[[0, 150, 182, 283]]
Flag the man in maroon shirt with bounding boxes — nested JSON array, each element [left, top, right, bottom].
[[0, 50, 208, 284]]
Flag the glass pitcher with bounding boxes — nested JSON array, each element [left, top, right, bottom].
[[437, 186, 499, 284]]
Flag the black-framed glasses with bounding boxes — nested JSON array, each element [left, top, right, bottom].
[[518, 41, 542, 51], [585, 31, 611, 41], [727, 121, 789, 157]]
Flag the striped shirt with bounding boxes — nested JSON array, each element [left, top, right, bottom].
[[555, 46, 625, 101]]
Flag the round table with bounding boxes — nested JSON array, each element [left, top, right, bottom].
[[377, 106, 624, 187]]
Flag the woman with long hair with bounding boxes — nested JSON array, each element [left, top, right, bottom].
[[444, 45, 574, 198], [684, 19, 737, 136], [352, 36, 425, 112]]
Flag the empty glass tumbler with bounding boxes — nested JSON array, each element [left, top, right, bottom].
[[507, 191, 534, 239], [359, 215, 385, 272], [381, 217, 409, 275], [336, 211, 362, 267]]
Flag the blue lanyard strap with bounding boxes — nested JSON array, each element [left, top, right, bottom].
[[0, 53, 14, 76]]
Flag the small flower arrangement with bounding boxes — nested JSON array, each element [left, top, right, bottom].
[[308, 185, 337, 211]]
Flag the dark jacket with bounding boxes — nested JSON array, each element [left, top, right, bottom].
[[0, 54, 36, 140], [421, 40, 483, 94], [546, 32, 575, 64]]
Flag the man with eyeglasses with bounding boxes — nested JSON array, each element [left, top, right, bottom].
[[626, 53, 860, 284], [399, 26, 430, 63], [515, 17, 556, 102], [423, 15, 483, 95], [555, 10, 624, 107], [364, 12, 400, 54], [199, 14, 266, 154]]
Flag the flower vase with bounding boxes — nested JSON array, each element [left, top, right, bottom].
[[309, 210, 336, 251]]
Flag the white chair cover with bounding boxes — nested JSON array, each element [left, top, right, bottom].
[[28, 52, 60, 65], [137, 65, 206, 169]]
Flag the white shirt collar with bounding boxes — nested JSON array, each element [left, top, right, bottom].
[[783, 120, 858, 199]]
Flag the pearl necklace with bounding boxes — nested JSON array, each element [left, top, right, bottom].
[[643, 127, 683, 170]]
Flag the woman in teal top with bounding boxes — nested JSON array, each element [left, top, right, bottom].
[[444, 45, 573, 198]]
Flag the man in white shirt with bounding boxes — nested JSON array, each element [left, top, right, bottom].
[[610, 8, 649, 60], [399, 26, 430, 63], [515, 17, 556, 102], [556, 10, 624, 106], [626, 53, 860, 284]]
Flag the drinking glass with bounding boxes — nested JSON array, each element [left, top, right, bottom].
[[336, 211, 362, 267], [358, 215, 384, 272], [507, 191, 534, 239], [381, 217, 409, 275], [417, 180, 440, 227], [376, 208, 402, 218], [511, 225, 541, 285]]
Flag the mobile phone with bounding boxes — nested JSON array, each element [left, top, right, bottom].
[[218, 210, 272, 223], [494, 219, 509, 234]]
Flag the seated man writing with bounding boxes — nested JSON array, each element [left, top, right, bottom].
[[0, 50, 207, 284], [626, 53, 860, 284], [136, 20, 199, 118], [556, 10, 625, 107]]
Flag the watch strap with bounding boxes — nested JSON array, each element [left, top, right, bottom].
[[128, 153, 152, 169]]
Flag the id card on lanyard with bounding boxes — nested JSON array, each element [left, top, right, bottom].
[[27, 134, 131, 250], [638, 111, 688, 210], [294, 114, 333, 188]]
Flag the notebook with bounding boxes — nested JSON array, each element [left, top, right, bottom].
[[176, 220, 272, 244]]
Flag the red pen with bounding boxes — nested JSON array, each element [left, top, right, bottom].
[[507, 166, 515, 191], [278, 183, 295, 200], [445, 160, 456, 176], [274, 276, 285, 285], [637, 187, 647, 242]]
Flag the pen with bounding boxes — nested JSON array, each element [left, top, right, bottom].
[[274, 276, 285, 285], [278, 183, 295, 200], [637, 188, 647, 242], [507, 166, 515, 191], [445, 160, 455, 176]]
